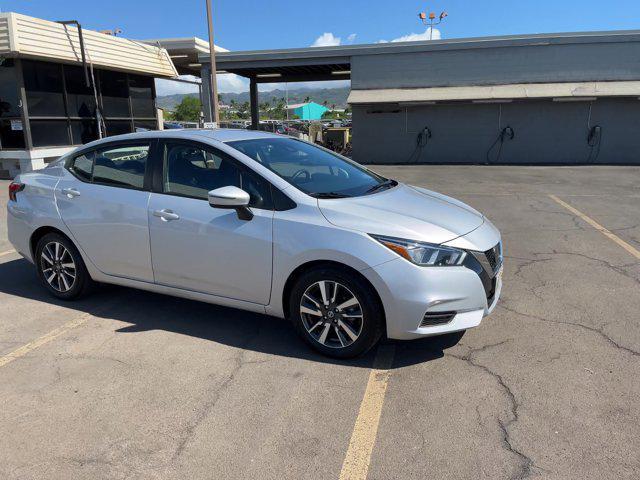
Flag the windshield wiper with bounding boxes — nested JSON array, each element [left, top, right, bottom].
[[365, 179, 397, 194], [312, 192, 350, 199]]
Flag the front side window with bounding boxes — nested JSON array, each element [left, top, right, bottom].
[[92, 144, 149, 188], [227, 137, 392, 198], [163, 142, 271, 209]]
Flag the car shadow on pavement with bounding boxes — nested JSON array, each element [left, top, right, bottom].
[[0, 258, 461, 369]]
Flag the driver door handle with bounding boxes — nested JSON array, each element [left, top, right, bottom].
[[61, 187, 81, 198], [153, 209, 180, 221]]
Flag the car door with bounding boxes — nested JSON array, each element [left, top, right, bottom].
[[147, 140, 274, 304], [55, 141, 155, 282]]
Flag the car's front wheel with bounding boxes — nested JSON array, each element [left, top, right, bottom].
[[35, 232, 93, 300], [290, 267, 383, 358]]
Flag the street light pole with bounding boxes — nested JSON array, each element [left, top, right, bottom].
[[418, 10, 448, 40], [206, 0, 219, 125]]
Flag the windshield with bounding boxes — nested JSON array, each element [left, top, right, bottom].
[[227, 137, 395, 198]]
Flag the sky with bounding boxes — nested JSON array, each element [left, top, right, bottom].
[[3, 0, 640, 94]]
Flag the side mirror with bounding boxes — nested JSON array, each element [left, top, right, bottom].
[[208, 186, 253, 220]]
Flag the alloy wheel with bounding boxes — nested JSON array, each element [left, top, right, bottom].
[[299, 280, 364, 349], [40, 241, 77, 292]]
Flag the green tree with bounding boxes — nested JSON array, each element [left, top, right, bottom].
[[259, 101, 271, 119], [237, 101, 250, 119], [173, 96, 202, 122]]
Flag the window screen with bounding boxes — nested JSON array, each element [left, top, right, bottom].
[[22, 60, 66, 117], [71, 119, 99, 145], [100, 70, 130, 117], [30, 120, 70, 147], [65, 65, 97, 118], [0, 59, 21, 118], [0, 119, 26, 149], [93, 144, 149, 189], [105, 120, 133, 137], [129, 75, 155, 118]]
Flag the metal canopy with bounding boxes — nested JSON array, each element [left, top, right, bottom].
[[204, 28, 640, 83], [225, 63, 351, 83]]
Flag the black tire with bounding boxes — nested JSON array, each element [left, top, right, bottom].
[[35, 232, 94, 300], [289, 267, 384, 358]]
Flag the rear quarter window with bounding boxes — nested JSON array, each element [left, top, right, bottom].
[[69, 151, 94, 181], [93, 144, 149, 189]]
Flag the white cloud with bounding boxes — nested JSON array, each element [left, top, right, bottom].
[[155, 75, 201, 96], [311, 32, 341, 47], [347, 33, 357, 43], [216, 73, 249, 93], [156, 73, 249, 96], [379, 27, 441, 43]]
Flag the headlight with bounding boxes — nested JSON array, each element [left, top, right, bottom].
[[370, 234, 466, 266]]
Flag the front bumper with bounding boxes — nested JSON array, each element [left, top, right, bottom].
[[363, 222, 503, 340]]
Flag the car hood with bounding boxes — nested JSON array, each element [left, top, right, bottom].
[[317, 183, 484, 244]]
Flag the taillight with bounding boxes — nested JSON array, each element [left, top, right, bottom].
[[8, 182, 24, 202]]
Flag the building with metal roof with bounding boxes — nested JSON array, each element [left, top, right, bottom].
[[0, 12, 177, 177], [205, 30, 640, 164]]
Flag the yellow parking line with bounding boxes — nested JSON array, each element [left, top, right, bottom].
[[339, 344, 395, 480], [0, 249, 16, 257], [0, 313, 90, 369], [549, 194, 640, 260]]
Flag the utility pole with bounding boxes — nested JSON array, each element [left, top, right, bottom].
[[418, 10, 448, 40], [206, 0, 219, 125]]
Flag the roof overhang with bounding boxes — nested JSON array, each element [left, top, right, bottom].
[[141, 37, 227, 75], [348, 81, 640, 104], [0, 12, 178, 78]]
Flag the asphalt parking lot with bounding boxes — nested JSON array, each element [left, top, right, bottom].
[[1, 165, 639, 480]]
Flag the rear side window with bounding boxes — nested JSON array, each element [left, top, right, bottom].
[[70, 151, 94, 181], [93, 144, 149, 189]]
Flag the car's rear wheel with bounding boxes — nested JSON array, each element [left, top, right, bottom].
[[290, 267, 383, 358], [35, 233, 93, 300]]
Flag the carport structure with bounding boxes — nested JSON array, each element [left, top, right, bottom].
[[203, 30, 640, 164], [204, 45, 352, 129]]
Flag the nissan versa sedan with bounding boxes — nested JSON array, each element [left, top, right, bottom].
[[7, 129, 502, 358]]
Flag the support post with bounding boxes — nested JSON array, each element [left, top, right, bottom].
[[249, 77, 259, 130], [200, 64, 213, 123], [205, 0, 219, 125]]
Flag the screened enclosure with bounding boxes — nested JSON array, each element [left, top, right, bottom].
[[0, 58, 158, 150]]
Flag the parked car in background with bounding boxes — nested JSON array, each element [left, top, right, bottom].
[[7, 129, 502, 358], [257, 122, 287, 135]]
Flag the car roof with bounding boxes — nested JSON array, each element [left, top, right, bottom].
[[79, 128, 280, 150]]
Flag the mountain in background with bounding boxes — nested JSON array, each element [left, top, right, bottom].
[[157, 87, 350, 111]]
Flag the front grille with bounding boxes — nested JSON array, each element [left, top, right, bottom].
[[420, 311, 456, 327], [463, 242, 502, 304], [484, 242, 502, 272]]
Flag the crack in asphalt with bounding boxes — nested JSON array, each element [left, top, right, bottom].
[[501, 249, 640, 357], [447, 340, 538, 480], [525, 199, 587, 231], [169, 315, 266, 463], [499, 302, 639, 358]]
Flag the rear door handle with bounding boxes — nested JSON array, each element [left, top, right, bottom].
[[61, 187, 81, 198], [153, 209, 180, 221]]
